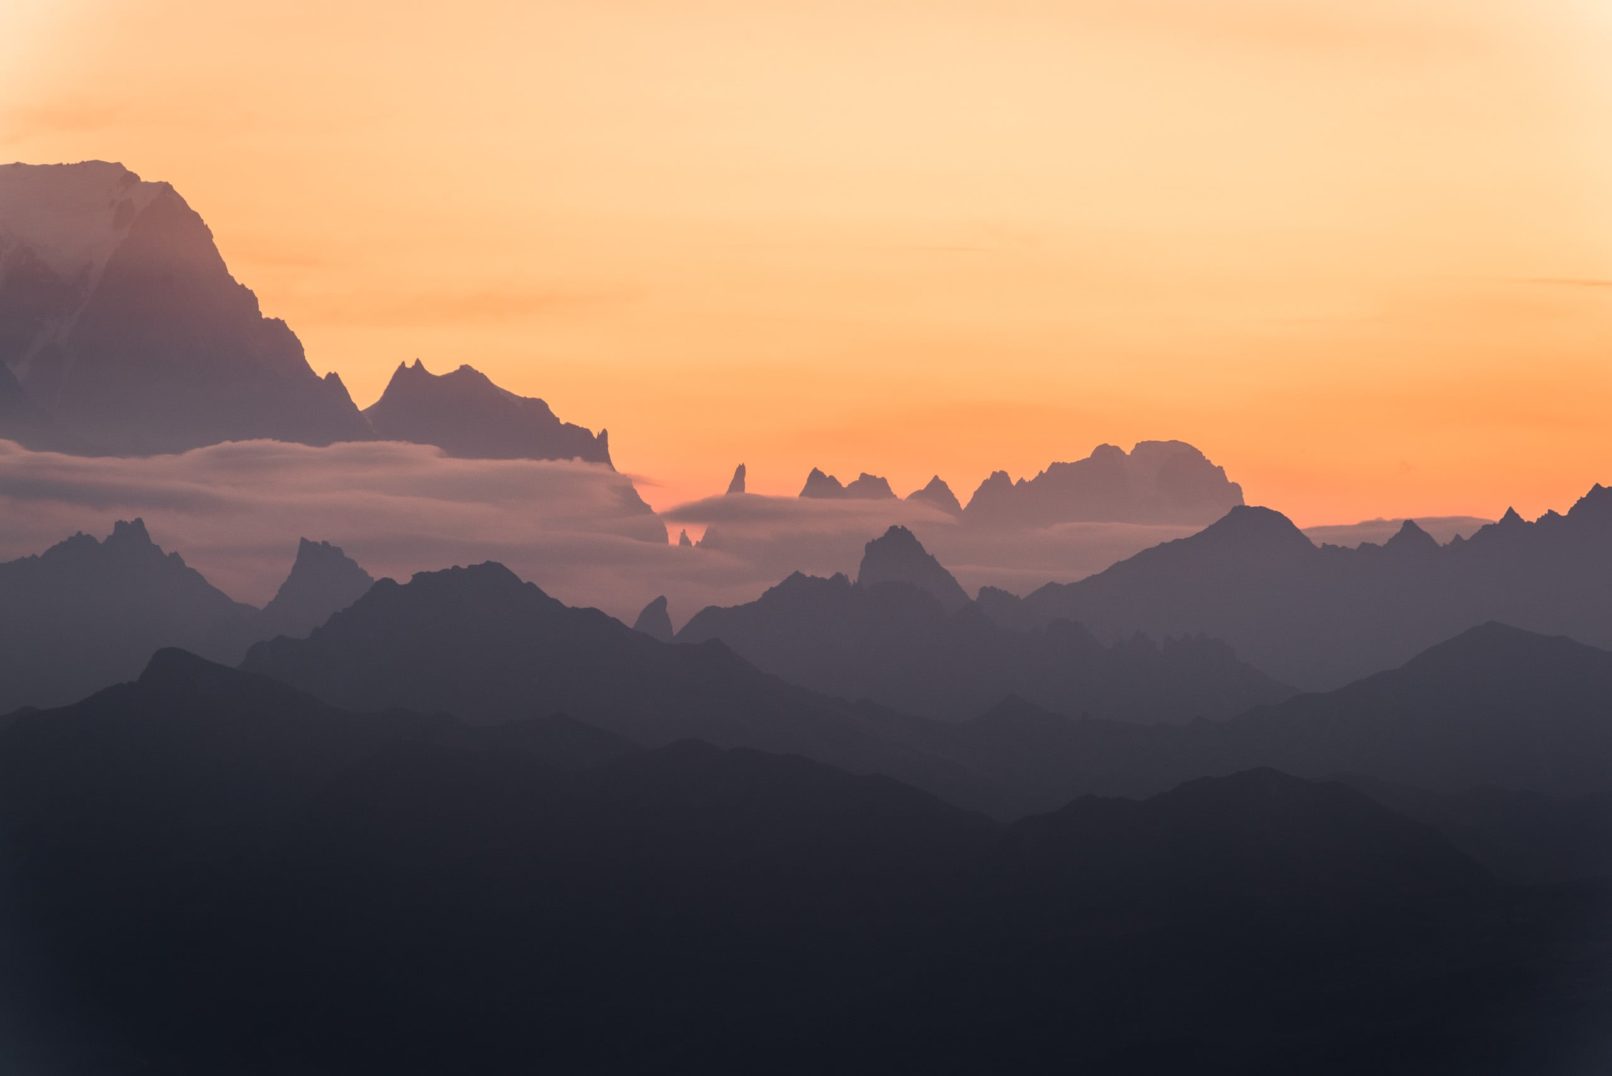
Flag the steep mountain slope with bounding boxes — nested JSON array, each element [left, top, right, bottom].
[[256, 538, 376, 641], [0, 161, 369, 452], [630, 594, 675, 641], [855, 525, 971, 611]]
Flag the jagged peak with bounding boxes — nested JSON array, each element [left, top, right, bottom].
[[631, 595, 674, 642], [907, 475, 963, 514], [677, 529, 693, 548], [1567, 482, 1612, 521], [844, 472, 896, 499], [800, 467, 845, 498], [857, 525, 970, 611], [107, 517, 154, 546], [1383, 519, 1438, 553], [726, 463, 747, 495], [1498, 506, 1526, 526]]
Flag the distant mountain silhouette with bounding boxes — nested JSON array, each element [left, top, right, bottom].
[[864, 623, 1612, 815], [799, 466, 844, 497], [240, 561, 978, 803], [984, 487, 1612, 688], [725, 463, 746, 494], [906, 474, 962, 514], [1211, 622, 1612, 798], [855, 525, 971, 611], [6, 650, 1595, 1073], [962, 440, 1243, 527], [631, 594, 675, 641], [0, 163, 627, 469], [0, 519, 255, 711], [256, 538, 376, 641], [798, 467, 897, 499], [0, 523, 385, 712], [678, 529, 1290, 725], [789, 443, 1239, 523], [363, 359, 611, 464], [0, 162, 370, 453]]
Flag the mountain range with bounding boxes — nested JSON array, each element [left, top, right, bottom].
[[0, 162, 613, 464], [980, 486, 1612, 688], [0, 520, 374, 712], [678, 526, 1292, 725], [780, 440, 1244, 527]]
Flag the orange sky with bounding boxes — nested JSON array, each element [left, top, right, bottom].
[[3, 0, 1611, 523]]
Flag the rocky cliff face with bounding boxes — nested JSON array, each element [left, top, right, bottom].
[[0, 162, 616, 467], [0, 162, 370, 453]]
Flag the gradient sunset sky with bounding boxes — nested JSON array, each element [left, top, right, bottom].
[[4, 0, 1610, 522]]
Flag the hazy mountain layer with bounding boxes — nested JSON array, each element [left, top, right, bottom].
[[679, 527, 1290, 725], [984, 486, 1612, 689]]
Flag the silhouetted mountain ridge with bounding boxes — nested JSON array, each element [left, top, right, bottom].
[[363, 359, 611, 465], [986, 487, 1612, 688], [678, 529, 1291, 726]]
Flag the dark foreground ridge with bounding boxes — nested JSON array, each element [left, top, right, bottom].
[[3, 650, 1608, 1073]]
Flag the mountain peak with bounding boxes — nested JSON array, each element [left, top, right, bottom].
[[632, 595, 675, 642], [800, 468, 845, 498], [1566, 483, 1612, 524], [907, 475, 963, 515], [259, 539, 374, 639], [856, 525, 970, 611], [1199, 505, 1313, 551], [1383, 519, 1438, 554], [107, 517, 154, 547], [0, 162, 371, 453], [365, 360, 611, 465], [844, 473, 896, 499], [726, 463, 747, 495]]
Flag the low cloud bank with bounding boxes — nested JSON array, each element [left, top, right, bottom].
[[0, 439, 692, 616], [4, 440, 1485, 632]]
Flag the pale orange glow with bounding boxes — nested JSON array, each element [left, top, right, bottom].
[[4, 0, 1611, 523]]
